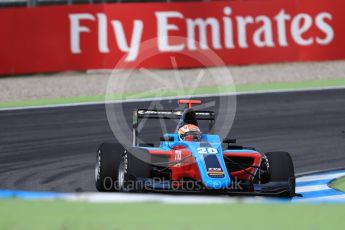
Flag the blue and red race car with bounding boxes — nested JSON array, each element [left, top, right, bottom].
[[95, 99, 296, 197]]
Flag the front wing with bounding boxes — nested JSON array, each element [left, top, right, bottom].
[[133, 178, 296, 197]]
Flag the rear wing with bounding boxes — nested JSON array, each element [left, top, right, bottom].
[[132, 109, 215, 146]]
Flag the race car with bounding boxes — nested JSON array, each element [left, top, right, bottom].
[[95, 99, 296, 197]]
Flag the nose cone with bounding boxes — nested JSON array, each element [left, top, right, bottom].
[[201, 154, 231, 189], [195, 147, 231, 190]]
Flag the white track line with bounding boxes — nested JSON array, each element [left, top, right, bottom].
[[296, 172, 345, 183], [296, 184, 331, 193], [63, 192, 259, 204], [295, 194, 345, 203], [1, 86, 345, 111]]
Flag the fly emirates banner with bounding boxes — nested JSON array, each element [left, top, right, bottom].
[[0, 0, 344, 75]]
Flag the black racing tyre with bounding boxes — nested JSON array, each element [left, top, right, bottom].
[[95, 143, 124, 192], [118, 147, 151, 192], [264, 151, 295, 196]]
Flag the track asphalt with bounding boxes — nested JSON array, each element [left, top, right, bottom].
[[0, 88, 345, 192]]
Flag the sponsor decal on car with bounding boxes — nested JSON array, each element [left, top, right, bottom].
[[207, 167, 225, 178]]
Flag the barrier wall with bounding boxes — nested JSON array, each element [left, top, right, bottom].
[[0, 0, 344, 75]]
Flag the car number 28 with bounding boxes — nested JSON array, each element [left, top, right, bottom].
[[197, 147, 218, 154]]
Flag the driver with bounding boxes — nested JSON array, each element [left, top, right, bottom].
[[178, 124, 202, 142]]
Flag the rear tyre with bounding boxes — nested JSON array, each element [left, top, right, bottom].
[[264, 151, 295, 196], [95, 143, 123, 192]]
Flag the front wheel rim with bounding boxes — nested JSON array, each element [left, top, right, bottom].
[[95, 151, 101, 182], [118, 154, 127, 190]]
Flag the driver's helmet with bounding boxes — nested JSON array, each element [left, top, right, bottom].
[[178, 124, 202, 142]]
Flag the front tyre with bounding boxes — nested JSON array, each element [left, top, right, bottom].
[[118, 148, 151, 193], [265, 151, 295, 196], [95, 143, 123, 192]]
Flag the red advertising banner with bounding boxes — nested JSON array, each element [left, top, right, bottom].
[[0, 0, 344, 75]]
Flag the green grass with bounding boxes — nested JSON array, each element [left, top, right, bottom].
[[1, 78, 345, 109], [330, 176, 345, 192], [0, 199, 345, 229]]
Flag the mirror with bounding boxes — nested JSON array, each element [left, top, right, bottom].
[[160, 136, 174, 142], [223, 138, 236, 144]]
